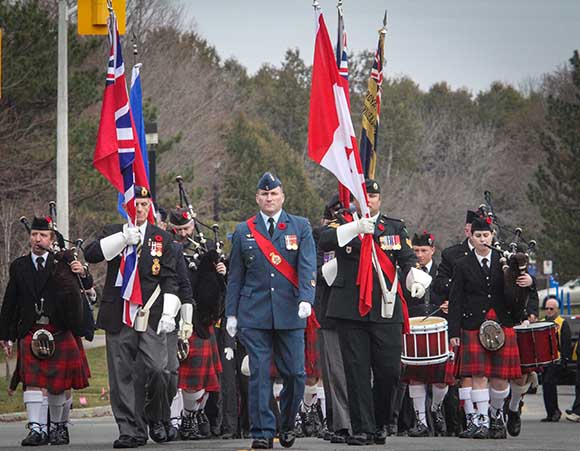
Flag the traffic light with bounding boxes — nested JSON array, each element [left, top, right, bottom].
[[78, 0, 126, 35]]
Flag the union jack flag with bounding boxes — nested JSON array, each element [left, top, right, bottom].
[[93, 11, 150, 327]]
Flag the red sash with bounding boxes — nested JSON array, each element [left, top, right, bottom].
[[246, 216, 299, 288], [246, 216, 319, 331]]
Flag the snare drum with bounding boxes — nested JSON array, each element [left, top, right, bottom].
[[402, 316, 450, 366], [514, 322, 559, 368]]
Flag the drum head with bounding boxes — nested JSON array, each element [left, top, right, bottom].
[[514, 321, 554, 331]]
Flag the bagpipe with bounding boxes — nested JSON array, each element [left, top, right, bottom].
[[19, 202, 95, 358], [174, 177, 227, 345], [479, 191, 537, 320]]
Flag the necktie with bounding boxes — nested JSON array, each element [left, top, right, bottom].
[[421, 266, 428, 273], [37, 256, 45, 271], [482, 257, 490, 276], [268, 218, 275, 238]]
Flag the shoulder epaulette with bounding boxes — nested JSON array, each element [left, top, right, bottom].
[[382, 215, 404, 223], [328, 220, 340, 229]]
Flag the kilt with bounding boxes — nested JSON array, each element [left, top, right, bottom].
[[402, 357, 455, 385], [19, 325, 90, 393], [305, 320, 320, 378], [456, 327, 522, 380], [178, 325, 222, 392]]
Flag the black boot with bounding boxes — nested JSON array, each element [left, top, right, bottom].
[[506, 409, 521, 437], [489, 411, 507, 439], [179, 411, 201, 440], [408, 411, 431, 437], [458, 414, 478, 439], [431, 404, 447, 437], [196, 409, 210, 438], [49, 422, 69, 445], [21, 424, 49, 447]]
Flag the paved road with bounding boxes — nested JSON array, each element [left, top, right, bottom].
[[1, 386, 579, 450]]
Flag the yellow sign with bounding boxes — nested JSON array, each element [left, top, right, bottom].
[[78, 0, 126, 35]]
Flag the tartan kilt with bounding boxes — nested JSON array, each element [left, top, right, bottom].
[[402, 357, 455, 385], [457, 327, 522, 380], [178, 325, 222, 392], [19, 325, 90, 393], [305, 324, 320, 378]]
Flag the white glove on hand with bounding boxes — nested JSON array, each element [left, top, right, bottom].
[[179, 304, 194, 340], [122, 224, 141, 246], [179, 322, 193, 340], [298, 302, 312, 319], [411, 282, 426, 299], [226, 316, 238, 338], [357, 217, 375, 235], [224, 347, 234, 361], [157, 293, 181, 335], [216, 262, 227, 276]]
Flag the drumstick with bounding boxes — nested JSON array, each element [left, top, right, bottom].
[[420, 305, 443, 322]]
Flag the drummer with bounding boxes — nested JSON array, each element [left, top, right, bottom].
[[403, 231, 454, 437], [449, 216, 533, 439]]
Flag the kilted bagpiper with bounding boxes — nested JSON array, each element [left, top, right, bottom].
[[168, 207, 227, 440], [0, 217, 92, 446], [449, 217, 532, 440]]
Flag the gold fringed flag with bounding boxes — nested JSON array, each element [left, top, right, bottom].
[[359, 13, 386, 179]]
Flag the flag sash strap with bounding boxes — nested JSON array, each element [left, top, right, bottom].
[[246, 216, 299, 288], [373, 242, 410, 333]]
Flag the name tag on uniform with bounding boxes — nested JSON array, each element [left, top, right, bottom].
[[379, 235, 401, 251], [285, 234, 298, 250]]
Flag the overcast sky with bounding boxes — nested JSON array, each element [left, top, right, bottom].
[[175, 0, 580, 94]]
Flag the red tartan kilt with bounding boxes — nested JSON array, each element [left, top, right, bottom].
[[178, 326, 222, 392], [457, 327, 522, 380], [402, 357, 455, 385], [19, 326, 90, 393], [305, 324, 320, 378]]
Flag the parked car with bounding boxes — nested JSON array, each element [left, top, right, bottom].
[[537, 277, 580, 307], [559, 315, 579, 385]]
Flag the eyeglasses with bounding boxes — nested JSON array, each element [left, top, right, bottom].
[[545, 307, 557, 311]]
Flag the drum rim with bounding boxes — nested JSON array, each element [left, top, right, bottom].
[[408, 316, 448, 332], [514, 321, 556, 331], [401, 354, 451, 366], [520, 358, 560, 368]]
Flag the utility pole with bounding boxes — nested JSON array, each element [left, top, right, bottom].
[[57, 0, 69, 239]]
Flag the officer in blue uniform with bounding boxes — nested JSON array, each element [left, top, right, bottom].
[[225, 172, 316, 449]]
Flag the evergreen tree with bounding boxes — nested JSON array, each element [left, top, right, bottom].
[[528, 51, 580, 281]]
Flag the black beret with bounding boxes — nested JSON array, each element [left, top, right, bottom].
[[412, 231, 434, 247], [466, 210, 478, 224], [134, 185, 151, 199], [471, 216, 493, 232], [365, 179, 381, 194]]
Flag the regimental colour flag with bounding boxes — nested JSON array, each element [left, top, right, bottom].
[[93, 11, 148, 326], [359, 22, 386, 179]]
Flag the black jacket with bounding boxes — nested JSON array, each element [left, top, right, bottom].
[[449, 250, 520, 338], [84, 223, 179, 334], [0, 253, 92, 340], [319, 214, 417, 323], [433, 238, 472, 299]]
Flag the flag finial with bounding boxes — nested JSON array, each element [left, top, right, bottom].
[[381, 10, 388, 35], [313, 0, 321, 10]]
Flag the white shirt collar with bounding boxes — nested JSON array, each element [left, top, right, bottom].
[[260, 210, 282, 229], [138, 221, 148, 238], [370, 212, 380, 223], [31, 252, 49, 269], [475, 250, 492, 267], [424, 260, 433, 272]]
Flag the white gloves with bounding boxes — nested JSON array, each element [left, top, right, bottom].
[[122, 224, 141, 246], [99, 225, 141, 261], [178, 304, 194, 340], [216, 262, 227, 275], [298, 301, 312, 319], [157, 293, 181, 335], [337, 218, 375, 247], [241, 355, 251, 376], [224, 347, 234, 361], [411, 282, 426, 299], [226, 316, 238, 338]]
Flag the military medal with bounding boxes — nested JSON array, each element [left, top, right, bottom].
[[269, 252, 282, 266], [393, 235, 401, 250], [246, 233, 255, 240], [379, 236, 388, 250], [323, 251, 335, 263], [346, 246, 352, 254], [152, 258, 161, 276], [285, 234, 298, 250]]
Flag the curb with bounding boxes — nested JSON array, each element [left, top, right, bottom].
[[0, 405, 112, 423]]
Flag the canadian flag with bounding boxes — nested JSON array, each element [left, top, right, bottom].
[[308, 9, 374, 316], [308, 10, 369, 217]]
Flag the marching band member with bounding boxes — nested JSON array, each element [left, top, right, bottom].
[[0, 217, 91, 446], [169, 207, 226, 440], [449, 217, 532, 439], [403, 231, 453, 437], [225, 172, 316, 449], [85, 187, 180, 448], [319, 179, 428, 446]]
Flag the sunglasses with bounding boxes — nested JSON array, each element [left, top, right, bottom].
[[545, 307, 557, 311]]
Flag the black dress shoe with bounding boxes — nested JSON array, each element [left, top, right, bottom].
[[21, 429, 49, 446], [386, 423, 397, 436], [489, 414, 507, 439], [347, 433, 373, 446], [149, 421, 168, 443], [472, 424, 489, 439], [250, 438, 273, 449], [165, 422, 179, 442], [458, 414, 478, 439], [408, 420, 431, 437], [279, 430, 296, 448], [330, 430, 348, 443], [134, 436, 147, 446], [49, 422, 70, 446], [374, 426, 387, 444], [506, 409, 521, 437], [113, 435, 138, 449], [431, 405, 447, 436]]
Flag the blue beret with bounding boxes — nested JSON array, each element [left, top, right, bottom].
[[256, 172, 282, 191]]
